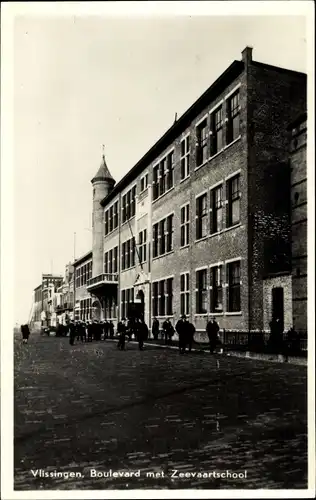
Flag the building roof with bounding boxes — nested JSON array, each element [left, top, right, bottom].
[[72, 250, 93, 268], [100, 59, 245, 207], [91, 155, 115, 184]]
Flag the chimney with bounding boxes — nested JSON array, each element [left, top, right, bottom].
[[242, 46, 253, 66]]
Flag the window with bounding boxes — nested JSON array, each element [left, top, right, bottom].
[[196, 193, 208, 239], [227, 261, 241, 312], [210, 107, 223, 156], [180, 273, 190, 315], [121, 238, 135, 271], [227, 174, 241, 227], [138, 229, 147, 264], [153, 214, 174, 258], [210, 185, 223, 234], [140, 173, 148, 192], [152, 277, 173, 316], [121, 288, 134, 319], [104, 201, 118, 236], [210, 265, 223, 312], [227, 91, 240, 144], [122, 187, 136, 223], [196, 119, 208, 167], [180, 135, 190, 180], [153, 151, 174, 201], [196, 269, 207, 314], [180, 204, 190, 247], [104, 246, 118, 275]]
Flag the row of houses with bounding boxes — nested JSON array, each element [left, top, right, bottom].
[[31, 46, 307, 338]]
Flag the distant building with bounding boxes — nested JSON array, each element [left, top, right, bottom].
[[31, 274, 63, 329], [55, 263, 75, 325], [70, 46, 306, 337]]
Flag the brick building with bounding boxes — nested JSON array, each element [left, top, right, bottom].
[[288, 113, 307, 335], [30, 274, 63, 330], [73, 251, 93, 321], [74, 46, 306, 337]]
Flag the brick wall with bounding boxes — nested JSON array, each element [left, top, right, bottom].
[[263, 275, 293, 332]]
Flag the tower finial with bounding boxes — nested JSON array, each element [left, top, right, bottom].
[[102, 144, 105, 157]]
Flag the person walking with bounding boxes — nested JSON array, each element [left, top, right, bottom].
[[152, 317, 159, 341], [176, 315, 189, 354], [69, 320, 76, 346], [21, 324, 30, 344], [137, 318, 148, 351], [206, 317, 220, 354], [187, 320, 196, 352], [109, 320, 114, 339], [87, 321, 93, 342], [117, 318, 127, 350], [162, 318, 174, 345]]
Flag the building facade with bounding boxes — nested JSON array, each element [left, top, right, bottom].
[[55, 263, 75, 325], [289, 113, 307, 335], [31, 274, 64, 329], [73, 46, 306, 337], [73, 251, 93, 321]]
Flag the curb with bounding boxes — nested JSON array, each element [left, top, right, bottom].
[[105, 338, 307, 366]]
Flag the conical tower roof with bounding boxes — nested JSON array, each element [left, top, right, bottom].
[[91, 154, 115, 184]]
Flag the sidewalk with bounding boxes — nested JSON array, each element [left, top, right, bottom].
[[107, 337, 307, 366]]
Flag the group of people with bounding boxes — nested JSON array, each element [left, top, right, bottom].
[[117, 317, 149, 351], [67, 319, 115, 346]]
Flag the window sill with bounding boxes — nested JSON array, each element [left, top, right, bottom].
[[179, 175, 190, 184], [152, 186, 175, 204], [152, 250, 174, 262], [221, 223, 242, 234], [104, 226, 119, 238], [121, 265, 136, 273], [195, 313, 208, 317], [210, 312, 224, 316], [180, 244, 190, 250], [121, 216, 135, 228], [209, 230, 221, 239], [225, 311, 242, 316], [195, 235, 208, 243], [194, 135, 242, 173]]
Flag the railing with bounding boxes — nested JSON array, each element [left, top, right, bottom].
[[87, 273, 118, 288], [221, 330, 307, 357]]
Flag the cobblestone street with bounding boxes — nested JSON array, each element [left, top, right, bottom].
[[14, 335, 307, 490]]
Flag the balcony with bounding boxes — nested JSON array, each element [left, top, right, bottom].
[[86, 273, 118, 292]]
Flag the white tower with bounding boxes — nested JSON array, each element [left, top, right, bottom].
[[91, 151, 115, 278]]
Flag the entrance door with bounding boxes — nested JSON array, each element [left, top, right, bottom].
[[92, 300, 101, 321], [272, 287, 284, 331]]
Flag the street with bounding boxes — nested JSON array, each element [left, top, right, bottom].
[[14, 334, 307, 490]]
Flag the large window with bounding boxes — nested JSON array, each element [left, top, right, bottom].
[[180, 135, 190, 180], [210, 184, 223, 234], [105, 201, 118, 236], [196, 193, 208, 239], [152, 151, 174, 201], [196, 119, 208, 167], [210, 265, 223, 313], [121, 237, 135, 271], [227, 174, 241, 227], [180, 273, 190, 316], [138, 229, 147, 264], [180, 204, 190, 247], [121, 288, 134, 319], [104, 246, 118, 275], [80, 298, 92, 321], [210, 106, 223, 156], [227, 91, 240, 144], [196, 269, 207, 314], [75, 261, 92, 288], [122, 186, 136, 223], [152, 277, 173, 317], [153, 214, 174, 258], [227, 260, 241, 312], [140, 173, 148, 193]]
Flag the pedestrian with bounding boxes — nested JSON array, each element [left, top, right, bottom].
[[75, 321, 81, 341], [109, 320, 114, 339], [152, 317, 159, 341], [206, 317, 220, 353], [21, 324, 30, 344], [79, 321, 86, 343], [117, 317, 127, 350], [103, 320, 109, 340], [269, 317, 284, 353], [175, 315, 189, 354], [162, 318, 174, 345], [187, 320, 195, 352], [87, 321, 93, 342], [137, 318, 148, 350], [69, 320, 76, 346]]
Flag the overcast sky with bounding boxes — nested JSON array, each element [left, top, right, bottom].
[[12, 11, 307, 324]]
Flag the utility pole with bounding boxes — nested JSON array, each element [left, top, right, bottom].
[[73, 232, 76, 261]]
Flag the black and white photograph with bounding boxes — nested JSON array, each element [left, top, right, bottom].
[[1, 1, 315, 498]]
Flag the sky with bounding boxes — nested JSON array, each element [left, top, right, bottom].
[[12, 8, 308, 324]]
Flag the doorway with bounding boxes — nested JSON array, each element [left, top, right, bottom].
[[272, 287, 284, 331]]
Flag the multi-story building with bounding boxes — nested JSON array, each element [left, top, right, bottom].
[[74, 46, 306, 338], [73, 251, 93, 321], [288, 113, 307, 335], [55, 263, 75, 325], [31, 274, 63, 329]]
